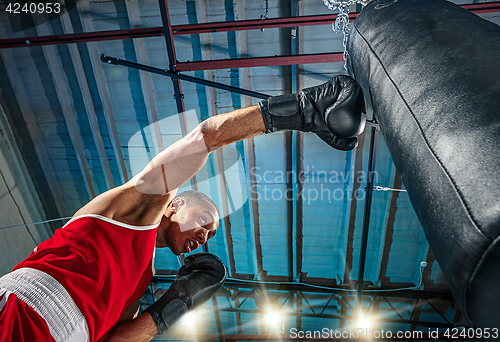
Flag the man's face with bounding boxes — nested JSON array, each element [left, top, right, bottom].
[[160, 200, 219, 255]]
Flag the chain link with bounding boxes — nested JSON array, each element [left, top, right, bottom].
[[322, 0, 362, 71]]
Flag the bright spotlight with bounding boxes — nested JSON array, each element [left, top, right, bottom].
[[356, 313, 373, 331], [265, 310, 281, 325], [178, 311, 198, 330], [264, 308, 283, 331]]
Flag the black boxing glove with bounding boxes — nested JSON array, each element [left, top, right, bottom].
[[258, 75, 366, 151], [144, 253, 227, 333]]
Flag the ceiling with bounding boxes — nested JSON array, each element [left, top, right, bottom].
[[0, 0, 499, 340]]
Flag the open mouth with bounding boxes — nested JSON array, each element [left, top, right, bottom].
[[186, 239, 197, 253]]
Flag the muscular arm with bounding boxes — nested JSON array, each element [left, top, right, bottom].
[[133, 105, 265, 196], [98, 313, 157, 342], [75, 105, 265, 225], [76, 75, 364, 223]]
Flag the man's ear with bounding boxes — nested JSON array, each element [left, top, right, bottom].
[[171, 197, 185, 212]]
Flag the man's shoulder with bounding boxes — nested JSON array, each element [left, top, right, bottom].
[[73, 181, 172, 226], [73, 183, 133, 218]]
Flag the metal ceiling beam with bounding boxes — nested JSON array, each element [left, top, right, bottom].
[[147, 283, 458, 332], [217, 307, 454, 329], [171, 12, 359, 35], [34, 16, 96, 200], [422, 247, 438, 290], [287, 129, 295, 280], [378, 171, 402, 286], [356, 127, 378, 309], [288, 0, 301, 284], [175, 52, 345, 71], [1, 2, 499, 48], [58, 3, 115, 190], [158, 0, 197, 190], [344, 131, 366, 285], [171, 2, 500, 34], [211, 292, 225, 342], [230, 289, 244, 334], [294, 131, 304, 281], [201, 243, 225, 342], [152, 275, 455, 300], [464, 2, 500, 12], [100, 55, 268, 99], [146, 285, 455, 330], [0, 15, 352, 49], [245, 131, 263, 280], [409, 298, 422, 332], [125, 0, 164, 155], [148, 283, 460, 332], [158, 0, 187, 129], [193, 0, 236, 278], [78, 1, 128, 184], [0, 26, 165, 49], [294, 0, 305, 290], [235, 0, 264, 281], [339, 293, 347, 330]]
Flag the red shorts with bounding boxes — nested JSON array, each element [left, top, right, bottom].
[[0, 291, 55, 342]]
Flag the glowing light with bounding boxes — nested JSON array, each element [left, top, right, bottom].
[[264, 308, 283, 331], [356, 312, 374, 331], [265, 310, 281, 324], [178, 311, 198, 330]]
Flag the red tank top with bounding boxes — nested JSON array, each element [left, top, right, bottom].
[[14, 215, 159, 342]]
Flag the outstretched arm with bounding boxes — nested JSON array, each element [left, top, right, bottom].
[[97, 313, 157, 342], [75, 75, 364, 225], [133, 105, 266, 196], [132, 76, 365, 200], [74, 105, 266, 224]]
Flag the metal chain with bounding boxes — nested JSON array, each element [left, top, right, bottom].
[[322, 0, 362, 71]]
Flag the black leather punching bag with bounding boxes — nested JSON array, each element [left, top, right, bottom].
[[346, 0, 500, 328]]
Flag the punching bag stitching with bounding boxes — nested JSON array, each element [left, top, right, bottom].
[[467, 233, 500, 324], [351, 22, 486, 241]]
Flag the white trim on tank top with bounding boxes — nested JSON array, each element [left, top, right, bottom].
[[63, 214, 160, 231]]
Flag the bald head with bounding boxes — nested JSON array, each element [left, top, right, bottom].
[[174, 190, 220, 220]]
